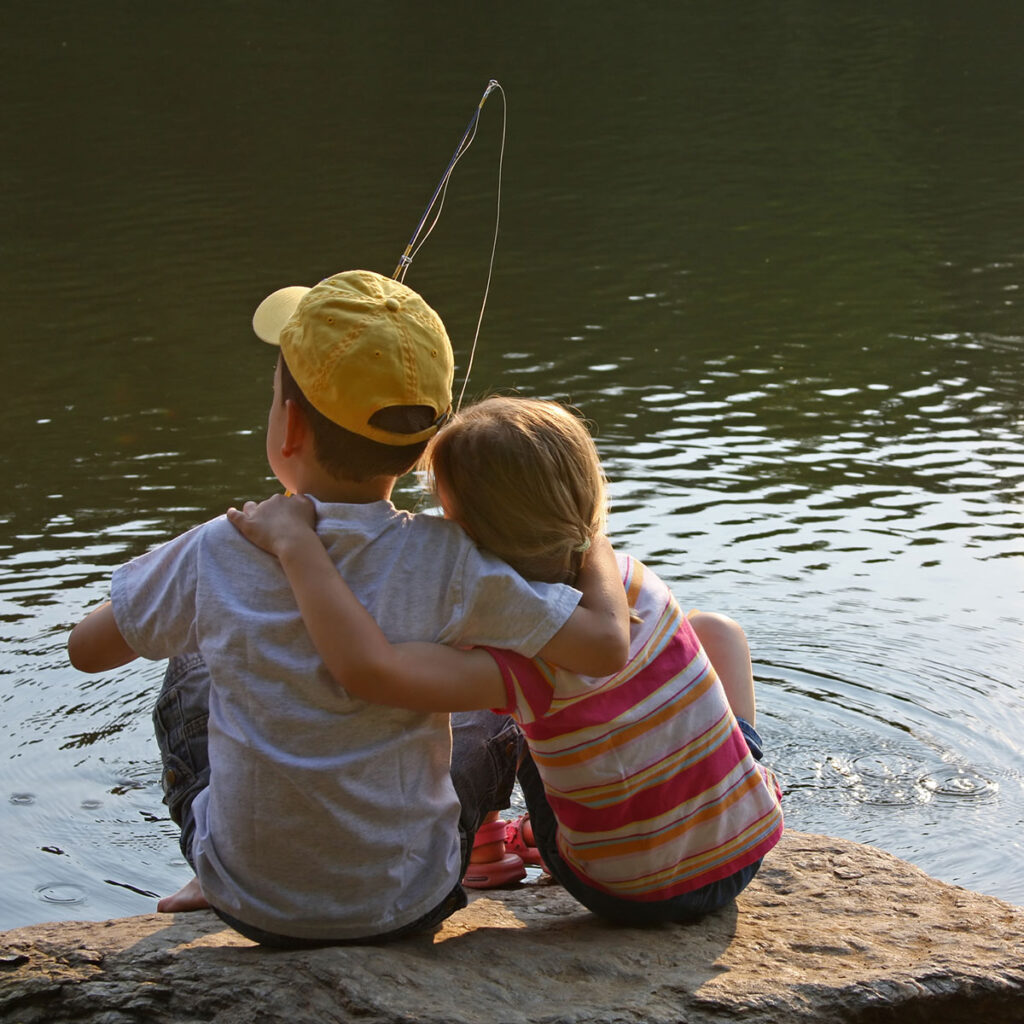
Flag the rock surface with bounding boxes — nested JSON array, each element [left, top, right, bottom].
[[1, 831, 1022, 1024]]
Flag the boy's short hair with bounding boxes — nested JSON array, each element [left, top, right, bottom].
[[278, 356, 431, 482], [253, 270, 454, 447]]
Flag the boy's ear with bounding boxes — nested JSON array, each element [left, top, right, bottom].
[[281, 399, 310, 457]]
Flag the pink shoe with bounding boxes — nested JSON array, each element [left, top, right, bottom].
[[504, 814, 545, 868], [462, 819, 526, 889]]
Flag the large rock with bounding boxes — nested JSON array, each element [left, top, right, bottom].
[[1, 831, 1021, 1024]]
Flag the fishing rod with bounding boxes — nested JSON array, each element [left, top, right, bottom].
[[392, 79, 502, 282], [392, 80, 506, 410]]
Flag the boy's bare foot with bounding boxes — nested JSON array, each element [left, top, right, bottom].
[[157, 875, 210, 913]]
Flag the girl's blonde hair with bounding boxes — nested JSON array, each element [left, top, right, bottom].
[[423, 395, 607, 584]]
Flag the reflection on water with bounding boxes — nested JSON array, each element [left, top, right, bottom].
[[2, 4, 1023, 927]]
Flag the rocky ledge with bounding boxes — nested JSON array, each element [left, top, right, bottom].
[[1, 831, 1022, 1024]]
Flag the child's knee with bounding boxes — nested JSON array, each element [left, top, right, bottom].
[[689, 610, 749, 650]]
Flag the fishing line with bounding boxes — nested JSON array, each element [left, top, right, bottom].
[[393, 79, 506, 411]]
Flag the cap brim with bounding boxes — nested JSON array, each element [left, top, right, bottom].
[[252, 285, 310, 345]]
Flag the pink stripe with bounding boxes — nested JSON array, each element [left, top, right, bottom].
[[546, 725, 753, 835]]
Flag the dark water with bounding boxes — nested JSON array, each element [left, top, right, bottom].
[[2, 3, 1022, 928]]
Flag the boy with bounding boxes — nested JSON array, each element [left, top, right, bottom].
[[68, 269, 628, 947]]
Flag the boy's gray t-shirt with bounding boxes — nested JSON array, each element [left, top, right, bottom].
[[111, 498, 579, 940]]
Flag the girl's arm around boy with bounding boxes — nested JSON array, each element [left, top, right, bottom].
[[225, 493, 629, 712]]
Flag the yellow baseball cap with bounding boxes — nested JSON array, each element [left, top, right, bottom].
[[252, 270, 454, 446]]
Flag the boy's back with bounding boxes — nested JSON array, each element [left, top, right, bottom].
[[111, 496, 577, 940]]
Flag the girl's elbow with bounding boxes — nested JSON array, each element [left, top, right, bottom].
[[586, 632, 630, 677], [327, 657, 393, 699]]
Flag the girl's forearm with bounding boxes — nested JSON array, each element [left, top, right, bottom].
[[274, 530, 395, 694], [272, 531, 506, 711], [224, 495, 505, 707]]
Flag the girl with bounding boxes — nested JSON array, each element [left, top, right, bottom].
[[228, 396, 783, 924]]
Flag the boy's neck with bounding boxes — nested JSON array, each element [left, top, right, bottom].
[[311, 481, 395, 504], [287, 464, 396, 505]]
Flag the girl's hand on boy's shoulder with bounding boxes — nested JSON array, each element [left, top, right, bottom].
[[226, 493, 318, 558]]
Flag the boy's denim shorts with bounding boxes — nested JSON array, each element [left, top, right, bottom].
[[153, 658, 519, 948], [153, 654, 211, 864], [518, 717, 774, 926]]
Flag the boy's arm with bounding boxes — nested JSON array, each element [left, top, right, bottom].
[[535, 533, 630, 676], [68, 602, 139, 673], [227, 496, 506, 712]]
